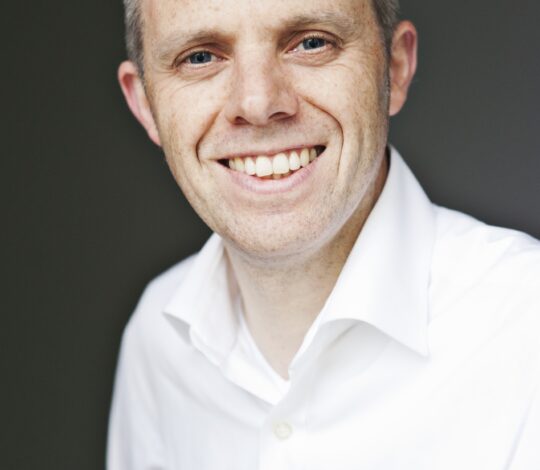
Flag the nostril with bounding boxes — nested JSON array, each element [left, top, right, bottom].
[[269, 111, 292, 122], [233, 116, 251, 126]]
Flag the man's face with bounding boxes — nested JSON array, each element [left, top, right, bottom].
[[130, 0, 402, 260]]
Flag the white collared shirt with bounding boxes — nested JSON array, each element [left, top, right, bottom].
[[107, 148, 540, 470]]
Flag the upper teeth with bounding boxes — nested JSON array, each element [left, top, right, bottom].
[[228, 147, 319, 177]]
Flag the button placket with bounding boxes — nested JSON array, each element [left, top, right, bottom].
[[258, 353, 318, 470], [273, 421, 294, 440]]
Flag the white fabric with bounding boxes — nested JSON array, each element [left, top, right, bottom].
[[107, 147, 540, 470]]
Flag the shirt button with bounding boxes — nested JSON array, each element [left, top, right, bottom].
[[273, 422, 293, 440]]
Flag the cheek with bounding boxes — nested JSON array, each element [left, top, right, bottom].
[[301, 62, 386, 203], [291, 57, 386, 132], [153, 80, 226, 163], [151, 83, 232, 227]]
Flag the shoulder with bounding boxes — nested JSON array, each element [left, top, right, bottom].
[[432, 205, 540, 285], [108, 255, 199, 469], [430, 205, 540, 333]]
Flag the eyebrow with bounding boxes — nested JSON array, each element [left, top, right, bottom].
[[156, 31, 233, 63], [280, 11, 359, 39], [155, 10, 360, 63]]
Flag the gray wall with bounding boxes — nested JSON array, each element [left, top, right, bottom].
[[2, 1, 538, 468]]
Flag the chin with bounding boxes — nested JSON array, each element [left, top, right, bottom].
[[220, 215, 338, 265]]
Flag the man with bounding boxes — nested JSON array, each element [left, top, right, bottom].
[[107, 0, 540, 468]]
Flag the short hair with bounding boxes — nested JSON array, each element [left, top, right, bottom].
[[372, 0, 400, 55], [123, 0, 400, 75]]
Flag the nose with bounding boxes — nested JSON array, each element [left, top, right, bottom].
[[224, 52, 298, 127]]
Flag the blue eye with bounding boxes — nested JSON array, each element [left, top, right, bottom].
[[301, 37, 327, 50], [188, 51, 214, 65]]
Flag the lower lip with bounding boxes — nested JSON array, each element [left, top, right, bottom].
[[223, 154, 323, 195]]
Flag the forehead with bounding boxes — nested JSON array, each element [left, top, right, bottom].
[[141, 0, 373, 43]]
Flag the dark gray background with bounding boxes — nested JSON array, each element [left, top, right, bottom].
[[2, 1, 539, 468]]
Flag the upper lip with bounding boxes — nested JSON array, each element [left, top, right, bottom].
[[217, 144, 322, 161]]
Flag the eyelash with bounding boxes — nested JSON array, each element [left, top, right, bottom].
[[176, 33, 336, 69]]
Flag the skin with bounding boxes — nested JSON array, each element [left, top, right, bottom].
[[119, 0, 417, 378]]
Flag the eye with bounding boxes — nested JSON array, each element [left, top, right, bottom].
[[186, 51, 215, 65], [294, 35, 333, 53], [301, 37, 327, 50]]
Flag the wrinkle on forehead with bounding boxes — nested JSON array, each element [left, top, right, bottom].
[[142, 0, 373, 39]]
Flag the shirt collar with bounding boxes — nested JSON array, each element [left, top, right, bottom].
[[163, 234, 240, 366], [320, 146, 435, 357], [164, 146, 435, 362]]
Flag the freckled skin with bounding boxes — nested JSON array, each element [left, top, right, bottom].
[[139, 0, 388, 260], [119, 0, 417, 376]]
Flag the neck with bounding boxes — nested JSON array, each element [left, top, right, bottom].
[[224, 153, 388, 379]]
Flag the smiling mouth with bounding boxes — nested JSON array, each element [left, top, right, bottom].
[[219, 145, 326, 179]]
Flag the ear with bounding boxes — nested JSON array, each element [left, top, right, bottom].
[[118, 61, 162, 146], [388, 21, 418, 117]]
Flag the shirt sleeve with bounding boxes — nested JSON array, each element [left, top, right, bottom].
[[106, 319, 165, 470], [507, 368, 540, 469]]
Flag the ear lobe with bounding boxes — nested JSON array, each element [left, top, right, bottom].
[[118, 61, 162, 146], [388, 21, 418, 117]]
